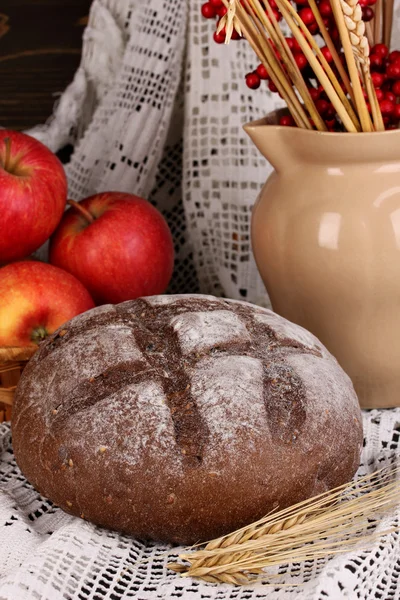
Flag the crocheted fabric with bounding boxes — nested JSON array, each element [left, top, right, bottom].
[[1, 0, 397, 597], [28, 0, 287, 304], [0, 410, 399, 599]]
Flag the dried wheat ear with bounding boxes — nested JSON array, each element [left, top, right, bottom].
[[169, 464, 400, 585]]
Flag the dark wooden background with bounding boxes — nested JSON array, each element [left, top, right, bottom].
[[0, 0, 92, 131]]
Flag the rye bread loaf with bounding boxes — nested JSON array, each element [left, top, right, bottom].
[[12, 294, 363, 545]]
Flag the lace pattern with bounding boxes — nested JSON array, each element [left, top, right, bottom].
[[4, 0, 398, 596], [0, 411, 399, 599]]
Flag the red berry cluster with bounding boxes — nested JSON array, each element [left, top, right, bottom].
[[369, 44, 400, 127], [200, 0, 346, 129], [201, 0, 400, 130]]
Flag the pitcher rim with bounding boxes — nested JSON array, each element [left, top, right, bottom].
[[243, 116, 400, 138]]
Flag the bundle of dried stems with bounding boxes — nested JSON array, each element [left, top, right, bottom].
[[218, 0, 394, 132], [169, 464, 400, 585]]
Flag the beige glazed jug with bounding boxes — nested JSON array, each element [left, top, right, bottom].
[[245, 111, 400, 409]]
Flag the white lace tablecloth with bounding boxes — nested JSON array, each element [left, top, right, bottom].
[[2, 0, 399, 597], [0, 409, 399, 600]]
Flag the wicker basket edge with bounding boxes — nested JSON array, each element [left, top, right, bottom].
[[0, 346, 37, 362], [0, 346, 37, 421]]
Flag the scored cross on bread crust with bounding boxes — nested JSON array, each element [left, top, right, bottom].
[[12, 294, 363, 544]]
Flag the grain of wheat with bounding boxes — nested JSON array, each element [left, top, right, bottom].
[[340, 0, 370, 64], [205, 513, 306, 553]]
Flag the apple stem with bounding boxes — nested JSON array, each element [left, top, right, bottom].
[[67, 199, 95, 224], [3, 137, 11, 172], [31, 326, 48, 344]]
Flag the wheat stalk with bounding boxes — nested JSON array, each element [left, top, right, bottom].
[[339, 0, 385, 130], [275, 0, 359, 131], [374, 0, 382, 45], [245, 0, 327, 130], [219, 0, 385, 131], [168, 465, 400, 586], [307, 0, 355, 104], [235, 0, 316, 128], [383, 0, 394, 47], [219, 0, 324, 129], [383, 0, 394, 48], [232, 0, 314, 128], [366, 20, 375, 47], [331, 0, 381, 130]]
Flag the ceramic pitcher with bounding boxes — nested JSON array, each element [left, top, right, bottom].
[[245, 111, 400, 409]]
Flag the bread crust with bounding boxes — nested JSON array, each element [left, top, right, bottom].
[[12, 295, 363, 544]]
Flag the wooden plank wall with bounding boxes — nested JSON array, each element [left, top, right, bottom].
[[0, 0, 92, 131]]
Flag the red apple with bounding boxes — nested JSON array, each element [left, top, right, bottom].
[[0, 131, 67, 264], [49, 192, 175, 304], [0, 261, 95, 347]]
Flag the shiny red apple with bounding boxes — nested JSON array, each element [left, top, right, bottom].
[[0, 130, 67, 264], [0, 261, 95, 347], [49, 192, 175, 304]]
